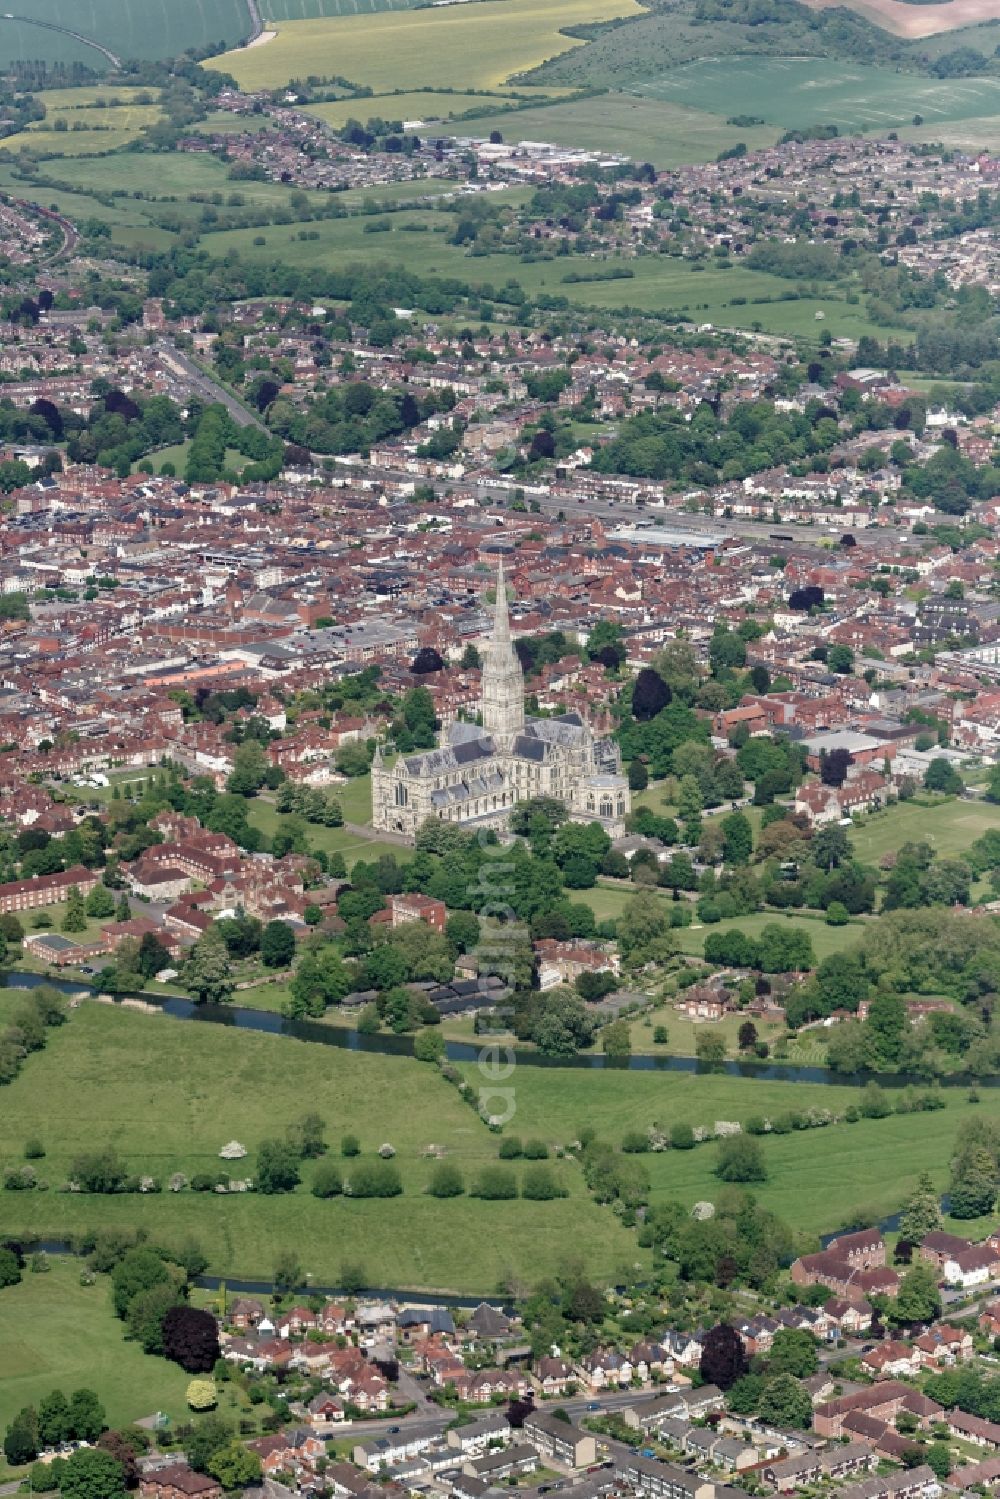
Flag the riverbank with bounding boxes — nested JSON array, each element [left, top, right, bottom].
[[4, 968, 998, 1087]]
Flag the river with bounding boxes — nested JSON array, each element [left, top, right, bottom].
[[4, 968, 997, 1089]]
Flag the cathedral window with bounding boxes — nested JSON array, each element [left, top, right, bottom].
[[395, 782, 408, 807]]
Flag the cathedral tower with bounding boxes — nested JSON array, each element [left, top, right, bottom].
[[481, 560, 525, 740]]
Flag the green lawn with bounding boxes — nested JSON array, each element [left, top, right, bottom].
[[850, 795, 1000, 866], [0, 1258, 192, 1453], [0, 1004, 639, 1292], [246, 777, 402, 868]]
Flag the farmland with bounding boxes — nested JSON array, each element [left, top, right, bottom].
[[632, 56, 1000, 134], [306, 92, 517, 129], [213, 0, 647, 94], [0, 0, 251, 69], [0, 1003, 640, 1292], [0, 85, 164, 156]]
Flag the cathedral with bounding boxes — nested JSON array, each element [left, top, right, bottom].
[[371, 563, 631, 841]]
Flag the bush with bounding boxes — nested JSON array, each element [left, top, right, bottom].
[[427, 1162, 464, 1198], [671, 1123, 696, 1150], [341, 1133, 361, 1157], [621, 1131, 649, 1153], [470, 1166, 518, 1200], [498, 1136, 523, 1159], [311, 1162, 343, 1198], [24, 1138, 45, 1159], [347, 1160, 402, 1198], [521, 1165, 567, 1200], [715, 1135, 768, 1182], [523, 1138, 549, 1159]]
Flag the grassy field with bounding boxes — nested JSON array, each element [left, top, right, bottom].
[[850, 795, 1000, 865], [200, 214, 911, 340], [455, 93, 780, 168], [0, 0, 251, 66], [213, 0, 646, 94], [0, 1004, 640, 1291], [0, 1258, 192, 1449], [632, 57, 1000, 134], [576, 883, 864, 962], [492, 1064, 992, 1236]]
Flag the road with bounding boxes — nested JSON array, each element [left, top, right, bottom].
[[156, 341, 267, 433]]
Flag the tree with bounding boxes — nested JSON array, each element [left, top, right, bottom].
[[4, 1407, 39, 1466], [260, 920, 295, 969], [898, 1171, 942, 1243], [312, 1154, 344, 1198], [721, 811, 753, 865], [699, 1323, 748, 1391], [820, 748, 851, 788], [813, 823, 853, 871], [949, 1143, 998, 1219], [757, 1373, 813, 1429], [185, 1380, 218, 1412], [767, 1328, 818, 1378], [61, 1448, 125, 1499], [411, 647, 444, 674], [111, 1248, 170, 1319], [128, 1281, 180, 1354], [287, 1111, 326, 1158], [227, 739, 269, 796], [629, 758, 648, 792], [428, 1162, 464, 1198], [715, 1135, 767, 1183], [602, 1020, 631, 1058], [38, 1390, 71, 1448], [0, 1246, 22, 1288], [66, 1389, 105, 1443], [925, 1444, 952, 1482], [924, 758, 963, 795], [162, 1305, 221, 1373], [137, 933, 171, 980], [446, 910, 480, 953], [828, 644, 854, 675], [632, 668, 670, 721], [207, 1444, 262, 1492], [256, 1138, 300, 1194], [184, 924, 234, 1005], [96, 1433, 140, 1490], [696, 1030, 726, 1066], [62, 885, 87, 933], [185, 1415, 232, 1473], [738, 1020, 758, 1051], [891, 1262, 941, 1325]]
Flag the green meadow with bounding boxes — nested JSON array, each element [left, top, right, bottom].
[[0, 1258, 192, 1453], [0, 1004, 640, 1293]]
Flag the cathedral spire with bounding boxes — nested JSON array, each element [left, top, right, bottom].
[[481, 557, 524, 740], [493, 558, 511, 644]]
